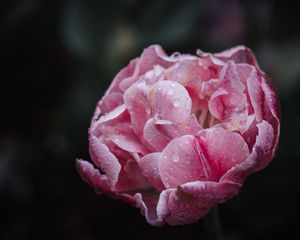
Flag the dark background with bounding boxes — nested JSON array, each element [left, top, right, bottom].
[[0, 0, 299, 239]]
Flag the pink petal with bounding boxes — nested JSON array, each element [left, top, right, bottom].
[[180, 180, 241, 209], [165, 188, 210, 225], [261, 78, 280, 153], [106, 58, 138, 95], [115, 158, 151, 193], [213, 45, 261, 71], [88, 135, 121, 189], [209, 61, 247, 120], [143, 115, 201, 152], [143, 118, 171, 151], [76, 159, 110, 193], [135, 189, 172, 226], [197, 127, 250, 181], [138, 153, 165, 191], [159, 135, 212, 188], [124, 81, 152, 137], [133, 45, 174, 76], [221, 120, 275, 184], [148, 80, 192, 123], [98, 93, 124, 114], [247, 69, 264, 121]]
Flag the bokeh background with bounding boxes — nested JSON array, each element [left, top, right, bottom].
[[0, 0, 299, 239]]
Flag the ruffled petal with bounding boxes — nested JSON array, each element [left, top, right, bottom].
[[209, 61, 247, 120], [76, 159, 110, 193], [135, 189, 172, 226], [88, 135, 121, 189], [221, 120, 275, 184]]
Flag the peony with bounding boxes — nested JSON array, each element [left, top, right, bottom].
[[77, 45, 280, 226]]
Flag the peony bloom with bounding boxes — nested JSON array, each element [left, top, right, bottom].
[[77, 45, 280, 226]]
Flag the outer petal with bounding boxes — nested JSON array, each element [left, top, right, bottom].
[[221, 120, 275, 184], [135, 189, 173, 226], [76, 159, 111, 194], [148, 80, 192, 123], [106, 58, 138, 95], [88, 135, 121, 189], [209, 45, 261, 71], [180, 180, 241, 208], [165, 189, 210, 225], [197, 126, 250, 180]]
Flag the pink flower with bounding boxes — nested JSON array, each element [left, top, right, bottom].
[[77, 45, 280, 226]]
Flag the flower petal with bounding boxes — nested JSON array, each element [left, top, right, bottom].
[[88, 135, 121, 189], [165, 188, 210, 225], [159, 135, 212, 188], [148, 80, 192, 123], [135, 189, 172, 226], [124, 81, 152, 137], [138, 153, 165, 191], [221, 120, 275, 184], [197, 127, 250, 180], [209, 61, 247, 120], [76, 159, 110, 193]]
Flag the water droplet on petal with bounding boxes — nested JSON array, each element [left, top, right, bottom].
[[171, 82, 176, 87], [173, 100, 180, 107], [172, 155, 179, 163], [145, 107, 151, 114]]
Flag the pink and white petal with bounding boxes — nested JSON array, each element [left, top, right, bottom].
[[115, 159, 151, 193], [133, 45, 174, 76], [165, 60, 206, 89], [98, 93, 124, 114], [143, 118, 171, 151], [213, 45, 261, 71], [209, 61, 247, 120], [139, 153, 165, 191], [124, 81, 152, 136], [180, 180, 241, 208], [197, 127, 250, 181], [159, 135, 212, 188], [165, 189, 210, 225], [88, 135, 121, 188], [135, 189, 173, 226], [160, 114, 202, 138], [148, 80, 192, 123], [261, 77, 280, 152], [76, 159, 110, 193], [109, 123, 149, 155], [106, 58, 138, 95], [221, 120, 275, 184], [247, 69, 264, 121]]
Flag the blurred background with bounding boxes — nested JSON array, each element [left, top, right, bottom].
[[0, 0, 299, 239]]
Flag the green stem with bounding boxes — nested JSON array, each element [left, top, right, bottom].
[[203, 206, 223, 240]]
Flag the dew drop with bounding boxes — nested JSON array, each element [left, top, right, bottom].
[[172, 155, 179, 163], [145, 107, 151, 114], [173, 100, 180, 107], [171, 83, 176, 87]]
